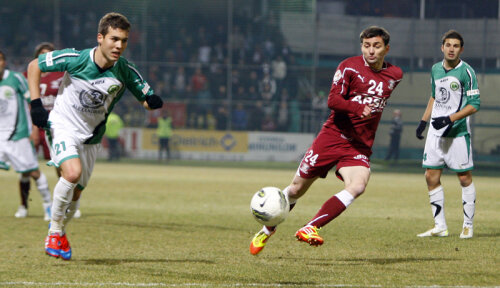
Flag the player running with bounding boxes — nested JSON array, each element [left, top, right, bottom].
[[415, 30, 480, 239], [250, 26, 403, 255], [0, 50, 52, 221], [27, 12, 164, 260]]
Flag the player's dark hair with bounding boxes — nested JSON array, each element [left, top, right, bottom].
[[441, 30, 464, 47], [0, 50, 5, 61], [34, 42, 55, 58], [98, 12, 131, 36], [360, 26, 390, 46]]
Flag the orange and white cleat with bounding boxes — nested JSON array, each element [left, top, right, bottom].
[[295, 225, 323, 246], [250, 229, 275, 255]]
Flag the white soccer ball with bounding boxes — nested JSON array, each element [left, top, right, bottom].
[[250, 187, 290, 226]]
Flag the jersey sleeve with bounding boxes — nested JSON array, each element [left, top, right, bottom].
[[430, 68, 436, 99], [14, 72, 30, 103], [326, 61, 364, 115], [123, 61, 155, 101], [38, 48, 80, 73], [464, 66, 480, 111]]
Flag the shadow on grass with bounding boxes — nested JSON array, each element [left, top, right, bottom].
[[276, 256, 455, 266], [94, 219, 245, 232], [78, 258, 215, 265]]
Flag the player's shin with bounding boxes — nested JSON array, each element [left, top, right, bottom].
[[35, 172, 51, 204], [462, 182, 476, 227], [19, 175, 31, 208], [307, 190, 354, 228], [50, 177, 76, 233], [63, 200, 80, 231], [429, 186, 447, 229]]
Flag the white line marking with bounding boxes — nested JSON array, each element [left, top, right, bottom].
[[0, 282, 497, 288]]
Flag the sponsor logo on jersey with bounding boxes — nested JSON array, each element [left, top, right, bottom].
[[79, 89, 107, 109], [450, 82, 459, 91], [142, 83, 151, 95], [350, 95, 388, 112], [466, 89, 479, 96]]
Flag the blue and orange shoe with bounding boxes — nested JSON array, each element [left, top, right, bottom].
[[45, 233, 72, 260], [295, 225, 324, 246]]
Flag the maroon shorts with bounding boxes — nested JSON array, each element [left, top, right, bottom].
[[35, 129, 51, 160], [297, 128, 371, 180]]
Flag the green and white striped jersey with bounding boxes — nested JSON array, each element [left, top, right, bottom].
[[430, 60, 480, 138], [38, 47, 154, 144], [0, 69, 31, 141]]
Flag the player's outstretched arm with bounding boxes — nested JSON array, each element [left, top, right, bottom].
[[142, 94, 164, 110]]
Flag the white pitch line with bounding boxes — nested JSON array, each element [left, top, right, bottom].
[[0, 282, 498, 288]]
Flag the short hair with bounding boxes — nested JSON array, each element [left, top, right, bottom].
[[441, 30, 464, 47], [360, 26, 390, 46], [98, 12, 131, 36], [0, 50, 5, 61], [34, 42, 55, 58]]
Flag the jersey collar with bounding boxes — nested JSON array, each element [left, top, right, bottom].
[[362, 55, 387, 71], [0, 69, 9, 81], [441, 59, 463, 72], [90, 47, 118, 73]]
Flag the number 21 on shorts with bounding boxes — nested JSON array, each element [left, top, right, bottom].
[[304, 150, 319, 166], [54, 141, 66, 155]]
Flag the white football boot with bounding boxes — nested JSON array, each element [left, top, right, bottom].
[[460, 226, 473, 239], [15, 205, 28, 218], [73, 209, 81, 219], [417, 226, 449, 237]]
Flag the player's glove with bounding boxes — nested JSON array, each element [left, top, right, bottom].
[[145, 94, 163, 109], [30, 98, 49, 128], [416, 120, 427, 140], [431, 116, 452, 130]]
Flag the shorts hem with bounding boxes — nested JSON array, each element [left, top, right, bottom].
[[422, 165, 445, 169], [449, 167, 474, 172]]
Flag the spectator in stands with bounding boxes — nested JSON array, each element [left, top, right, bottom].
[[248, 101, 265, 131], [272, 55, 287, 93], [385, 109, 403, 162], [215, 102, 229, 130], [105, 112, 124, 162], [232, 102, 248, 130]]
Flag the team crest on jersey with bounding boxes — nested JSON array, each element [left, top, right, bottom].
[[436, 87, 450, 103], [450, 82, 459, 91], [107, 85, 120, 94], [3, 90, 13, 99], [388, 79, 396, 90], [79, 90, 107, 109], [333, 70, 342, 85]]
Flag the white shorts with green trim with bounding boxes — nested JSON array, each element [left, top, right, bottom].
[[0, 138, 38, 173], [46, 125, 100, 189], [422, 133, 473, 172]]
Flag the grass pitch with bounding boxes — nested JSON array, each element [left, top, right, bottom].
[[0, 160, 498, 287]]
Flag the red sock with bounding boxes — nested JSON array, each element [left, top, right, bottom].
[[307, 195, 346, 228]]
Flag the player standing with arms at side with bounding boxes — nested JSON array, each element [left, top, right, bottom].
[[28, 12, 164, 260], [415, 30, 480, 239], [0, 50, 52, 221], [250, 26, 403, 255]]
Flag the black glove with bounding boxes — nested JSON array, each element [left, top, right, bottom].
[[30, 98, 49, 128], [416, 120, 427, 140], [431, 116, 452, 130], [145, 94, 163, 109]]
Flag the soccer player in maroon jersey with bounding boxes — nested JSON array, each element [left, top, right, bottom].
[[250, 26, 403, 255]]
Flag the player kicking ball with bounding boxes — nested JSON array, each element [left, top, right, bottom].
[[28, 12, 163, 260], [250, 26, 403, 255]]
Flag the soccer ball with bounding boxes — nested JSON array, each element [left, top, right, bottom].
[[250, 187, 290, 226]]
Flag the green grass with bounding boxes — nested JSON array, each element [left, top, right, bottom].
[[0, 161, 498, 287]]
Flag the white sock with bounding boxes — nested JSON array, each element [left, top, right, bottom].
[[462, 182, 476, 228], [429, 186, 447, 229], [63, 200, 80, 233], [336, 190, 355, 208], [50, 177, 76, 234], [35, 172, 51, 204]]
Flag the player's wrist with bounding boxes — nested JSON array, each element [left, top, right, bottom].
[[31, 98, 44, 109]]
